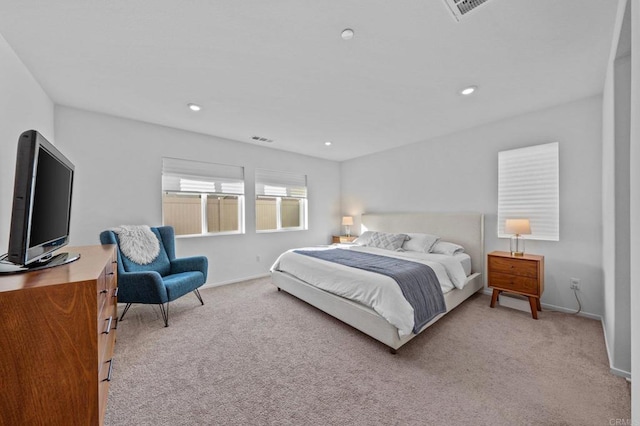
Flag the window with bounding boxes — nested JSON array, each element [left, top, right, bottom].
[[497, 142, 559, 241], [255, 169, 308, 232], [162, 158, 244, 236]]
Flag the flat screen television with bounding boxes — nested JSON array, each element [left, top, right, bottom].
[[3, 130, 79, 272]]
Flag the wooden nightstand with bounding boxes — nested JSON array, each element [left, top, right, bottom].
[[487, 251, 545, 319], [332, 235, 357, 244]]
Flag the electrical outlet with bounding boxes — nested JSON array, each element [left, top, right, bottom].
[[570, 278, 580, 290]]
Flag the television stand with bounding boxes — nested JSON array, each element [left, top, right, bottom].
[[0, 251, 80, 274], [0, 245, 118, 425]]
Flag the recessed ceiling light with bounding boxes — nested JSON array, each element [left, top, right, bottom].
[[187, 103, 202, 111], [341, 29, 354, 40], [460, 86, 477, 96], [325, 141, 332, 146]]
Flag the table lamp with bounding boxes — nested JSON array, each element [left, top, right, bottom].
[[505, 218, 531, 257], [342, 216, 354, 237]]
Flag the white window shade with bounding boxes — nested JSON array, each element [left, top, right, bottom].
[[498, 142, 559, 241], [162, 157, 244, 195], [255, 169, 307, 198]]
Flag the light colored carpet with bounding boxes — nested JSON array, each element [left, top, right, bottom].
[[105, 277, 630, 425]]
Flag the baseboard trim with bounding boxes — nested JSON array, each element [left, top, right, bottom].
[[201, 273, 271, 289], [538, 301, 601, 320], [609, 366, 631, 379], [599, 318, 632, 379]]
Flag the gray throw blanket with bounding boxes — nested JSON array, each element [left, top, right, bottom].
[[110, 225, 160, 265], [294, 248, 446, 333]]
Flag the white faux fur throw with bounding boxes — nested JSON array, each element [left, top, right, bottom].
[[111, 225, 160, 265]]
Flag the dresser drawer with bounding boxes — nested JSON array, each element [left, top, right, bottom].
[[98, 285, 117, 365], [488, 256, 538, 278], [98, 313, 116, 364], [99, 321, 116, 361], [97, 271, 108, 310], [490, 272, 539, 295], [98, 351, 115, 422], [98, 271, 117, 333], [98, 365, 112, 423], [106, 260, 117, 287]]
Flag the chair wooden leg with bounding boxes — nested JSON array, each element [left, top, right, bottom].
[[159, 303, 169, 327], [120, 303, 133, 321], [194, 288, 204, 305]]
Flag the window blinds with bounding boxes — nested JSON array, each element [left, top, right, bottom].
[[255, 169, 307, 198], [162, 158, 244, 195], [497, 142, 559, 241]]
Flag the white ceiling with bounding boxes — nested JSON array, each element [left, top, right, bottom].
[[0, 0, 618, 161]]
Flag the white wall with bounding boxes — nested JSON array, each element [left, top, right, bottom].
[[602, 0, 632, 377], [54, 106, 341, 285], [0, 33, 54, 252], [341, 96, 604, 317]]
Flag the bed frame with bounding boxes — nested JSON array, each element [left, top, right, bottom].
[[271, 212, 485, 352]]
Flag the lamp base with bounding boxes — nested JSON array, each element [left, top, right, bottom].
[[510, 235, 525, 257]]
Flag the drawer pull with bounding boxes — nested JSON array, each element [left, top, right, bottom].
[[100, 289, 108, 294], [112, 287, 119, 298], [102, 359, 114, 382], [107, 272, 115, 276], [103, 316, 113, 335]]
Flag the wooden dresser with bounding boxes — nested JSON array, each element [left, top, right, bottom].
[[0, 245, 118, 425], [487, 250, 544, 319]]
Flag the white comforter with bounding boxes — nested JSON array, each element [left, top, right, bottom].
[[271, 245, 469, 338]]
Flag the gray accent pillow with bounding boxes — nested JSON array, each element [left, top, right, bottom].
[[360, 231, 408, 251]]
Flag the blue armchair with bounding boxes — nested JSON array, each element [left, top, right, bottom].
[[99, 226, 208, 327]]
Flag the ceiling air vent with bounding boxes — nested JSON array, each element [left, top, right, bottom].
[[251, 135, 274, 143], [443, 0, 490, 21]]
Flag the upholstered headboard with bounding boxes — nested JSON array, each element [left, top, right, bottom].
[[361, 212, 485, 275]]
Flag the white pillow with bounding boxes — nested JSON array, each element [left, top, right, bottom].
[[402, 233, 440, 253], [355, 231, 408, 251], [431, 241, 465, 256]]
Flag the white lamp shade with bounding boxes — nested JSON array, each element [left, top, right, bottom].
[[505, 219, 531, 235], [342, 216, 354, 226]]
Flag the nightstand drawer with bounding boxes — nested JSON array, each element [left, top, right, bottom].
[[490, 272, 539, 294], [332, 236, 357, 244], [488, 256, 538, 278]]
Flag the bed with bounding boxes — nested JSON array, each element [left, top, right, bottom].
[[271, 212, 484, 352]]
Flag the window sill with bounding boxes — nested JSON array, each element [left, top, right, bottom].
[[256, 228, 307, 234], [175, 231, 244, 239]]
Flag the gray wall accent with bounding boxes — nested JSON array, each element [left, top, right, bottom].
[[627, 0, 639, 420], [602, 0, 632, 377], [341, 96, 604, 318], [54, 106, 341, 285]]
